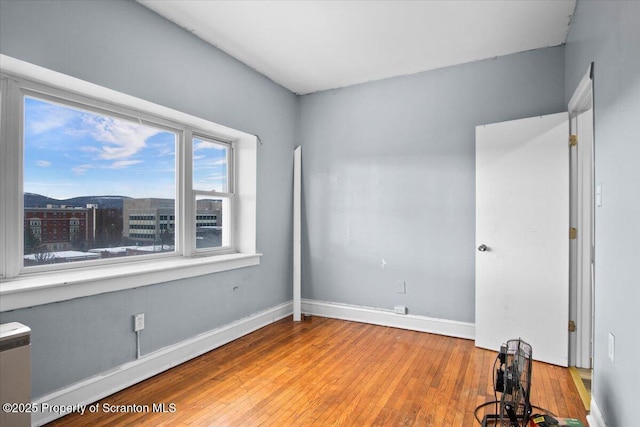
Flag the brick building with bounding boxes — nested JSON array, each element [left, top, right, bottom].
[[24, 205, 96, 252]]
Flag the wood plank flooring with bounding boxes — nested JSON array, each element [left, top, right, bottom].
[[48, 316, 587, 426]]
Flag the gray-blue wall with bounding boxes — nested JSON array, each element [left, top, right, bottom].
[[565, 1, 640, 426], [298, 47, 566, 323], [0, 0, 297, 398]]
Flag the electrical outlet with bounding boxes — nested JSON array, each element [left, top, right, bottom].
[[394, 305, 407, 314], [608, 332, 615, 362], [134, 313, 145, 332], [396, 281, 406, 294]]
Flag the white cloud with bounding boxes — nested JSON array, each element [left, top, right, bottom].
[[82, 115, 160, 160], [27, 102, 76, 134], [149, 142, 175, 157], [109, 160, 144, 169], [28, 99, 171, 164], [72, 164, 94, 175], [78, 146, 101, 154], [193, 157, 227, 171], [36, 160, 51, 167], [71, 159, 144, 174], [194, 140, 226, 152]]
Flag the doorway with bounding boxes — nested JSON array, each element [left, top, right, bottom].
[[568, 64, 595, 409]]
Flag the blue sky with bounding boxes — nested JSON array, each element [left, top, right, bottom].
[[193, 137, 228, 193], [24, 97, 228, 200]]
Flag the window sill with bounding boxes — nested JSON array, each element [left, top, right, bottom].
[[0, 253, 262, 312]]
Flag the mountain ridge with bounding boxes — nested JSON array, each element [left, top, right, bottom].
[[24, 193, 131, 209]]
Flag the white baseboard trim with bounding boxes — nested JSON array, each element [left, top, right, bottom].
[[586, 397, 606, 427], [301, 299, 475, 340], [31, 301, 292, 426]]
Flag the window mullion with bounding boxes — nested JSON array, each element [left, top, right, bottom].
[[228, 141, 235, 194], [193, 191, 233, 199], [183, 128, 195, 256]]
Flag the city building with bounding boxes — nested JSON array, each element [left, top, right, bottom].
[[24, 205, 96, 252], [94, 207, 124, 248], [123, 198, 222, 245], [122, 198, 175, 243]]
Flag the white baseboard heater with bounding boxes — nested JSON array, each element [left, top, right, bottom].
[[0, 322, 31, 427]]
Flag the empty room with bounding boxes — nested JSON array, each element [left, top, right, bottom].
[[0, 1, 637, 426]]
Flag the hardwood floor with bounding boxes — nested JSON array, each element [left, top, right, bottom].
[[48, 316, 588, 426]]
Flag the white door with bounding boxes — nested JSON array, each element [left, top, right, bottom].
[[475, 112, 570, 367]]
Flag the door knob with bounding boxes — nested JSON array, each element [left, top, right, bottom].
[[477, 244, 488, 252]]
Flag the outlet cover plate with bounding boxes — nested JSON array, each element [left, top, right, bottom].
[[134, 313, 145, 332], [394, 305, 407, 314], [608, 332, 615, 362]]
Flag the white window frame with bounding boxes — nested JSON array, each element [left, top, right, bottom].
[[190, 134, 235, 254], [0, 55, 260, 311], [19, 87, 187, 274]]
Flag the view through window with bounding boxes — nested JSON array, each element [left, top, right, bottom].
[[192, 137, 231, 250], [23, 96, 178, 266]]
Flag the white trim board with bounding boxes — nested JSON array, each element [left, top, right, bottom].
[[586, 397, 606, 427], [301, 299, 475, 340], [1, 254, 261, 312], [568, 63, 593, 115], [31, 302, 292, 426], [292, 146, 302, 321]]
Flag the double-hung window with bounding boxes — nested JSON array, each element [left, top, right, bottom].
[[191, 135, 234, 251], [0, 55, 258, 310]]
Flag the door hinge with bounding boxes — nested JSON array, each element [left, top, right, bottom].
[[570, 227, 577, 240], [569, 320, 577, 332], [569, 134, 578, 147]]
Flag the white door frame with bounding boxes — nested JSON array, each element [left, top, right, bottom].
[[568, 64, 595, 368]]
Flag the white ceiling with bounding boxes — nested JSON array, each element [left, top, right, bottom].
[[138, 0, 576, 95]]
